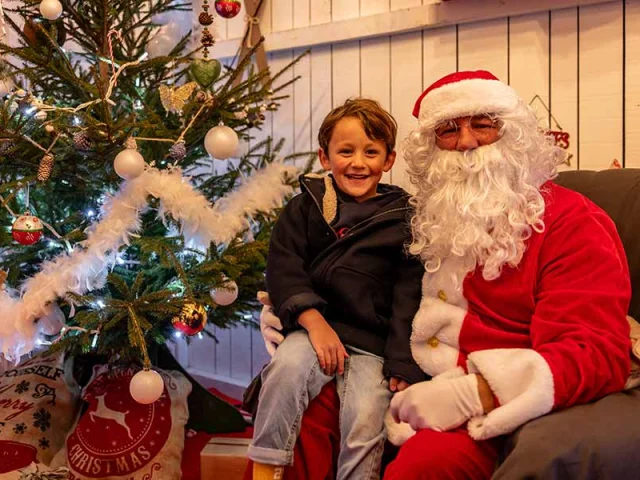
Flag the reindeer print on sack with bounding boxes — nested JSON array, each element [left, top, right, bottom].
[[89, 394, 133, 440], [65, 364, 190, 480], [66, 367, 171, 478]]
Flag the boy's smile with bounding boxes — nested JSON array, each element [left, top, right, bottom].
[[318, 117, 396, 202]]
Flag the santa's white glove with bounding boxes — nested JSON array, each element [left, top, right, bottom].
[[257, 291, 284, 357], [390, 374, 484, 432]]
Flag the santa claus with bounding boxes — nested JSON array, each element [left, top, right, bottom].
[[256, 70, 632, 479]]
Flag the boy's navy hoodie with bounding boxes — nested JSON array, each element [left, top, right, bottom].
[[266, 174, 426, 384]]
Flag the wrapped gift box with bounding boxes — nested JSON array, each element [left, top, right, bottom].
[[200, 437, 250, 480]]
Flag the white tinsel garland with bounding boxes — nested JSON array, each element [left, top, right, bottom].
[[0, 162, 298, 361]]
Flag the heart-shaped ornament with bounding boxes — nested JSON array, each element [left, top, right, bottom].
[[190, 59, 222, 89]]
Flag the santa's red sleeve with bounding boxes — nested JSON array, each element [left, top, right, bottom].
[[464, 195, 631, 440]]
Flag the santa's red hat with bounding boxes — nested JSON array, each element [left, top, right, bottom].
[[412, 70, 520, 126]]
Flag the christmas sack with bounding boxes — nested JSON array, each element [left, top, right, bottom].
[[58, 364, 191, 480], [0, 352, 81, 473]]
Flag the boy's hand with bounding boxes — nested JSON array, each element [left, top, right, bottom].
[[389, 377, 410, 392], [298, 309, 349, 376]]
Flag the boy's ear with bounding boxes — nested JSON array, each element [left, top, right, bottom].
[[318, 148, 331, 171], [383, 151, 397, 172]]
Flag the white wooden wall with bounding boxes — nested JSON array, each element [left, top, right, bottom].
[[181, 0, 640, 387]]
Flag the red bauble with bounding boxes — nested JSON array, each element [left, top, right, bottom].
[[171, 302, 208, 336], [214, 0, 241, 19], [11, 212, 43, 245]]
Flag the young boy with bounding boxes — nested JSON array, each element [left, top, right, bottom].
[[249, 98, 425, 480]]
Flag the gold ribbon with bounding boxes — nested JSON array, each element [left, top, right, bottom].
[[245, 15, 261, 48], [232, 0, 269, 87]]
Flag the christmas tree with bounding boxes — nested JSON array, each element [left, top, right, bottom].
[[0, 0, 309, 431]]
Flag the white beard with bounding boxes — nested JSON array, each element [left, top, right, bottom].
[[408, 140, 549, 285]]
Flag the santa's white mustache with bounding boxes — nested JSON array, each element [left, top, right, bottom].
[[409, 141, 547, 283]]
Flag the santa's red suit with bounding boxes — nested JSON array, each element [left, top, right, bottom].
[[245, 70, 633, 480], [407, 181, 631, 440], [244, 180, 632, 480]]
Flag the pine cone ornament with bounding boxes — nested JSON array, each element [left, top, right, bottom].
[[169, 141, 187, 162], [0, 140, 14, 156], [37, 154, 54, 182], [199, 12, 214, 25], [73, 131, 92, 151], [201, 29, 215, 47]]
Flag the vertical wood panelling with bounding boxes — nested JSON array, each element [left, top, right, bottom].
[[272, 0, 294, 32], [249, 52, 274, 149], [391, 0, 423, 11], [310, 45, 333, 170], [423, 26, 458, 88], [390, 31, 423, 190], [226, 0, 247, 38], [230, 325, 253, 383], [271, 50, 296, 157], [551, 8, 579, 171], [332, 0, 360, 21], [331, 41, 361, 107], [509, 13, 550, 129], [293, 49, 313, 162], [361, 36, 392, 183], [360, 0, 390, 16], [458, 19, 508, 81], [174, 337, 189, 366], [579, 2, 623, 170], [361, 37, 392, 113], [293, 0, 311, 29], [188, 332, 217, 375], [251, 321, 272, 377], [214, 327, 232, 378], [311, 0, 332, 25], [625, 0, 640, 168], [260, 0, 273, 34]]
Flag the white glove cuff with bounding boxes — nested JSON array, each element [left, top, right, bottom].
[[451, 374, 484, 418]]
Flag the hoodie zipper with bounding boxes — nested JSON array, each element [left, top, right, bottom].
[[309, 206, 410, 279], [302, 176, 410, 272]]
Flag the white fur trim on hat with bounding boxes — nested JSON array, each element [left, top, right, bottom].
[[418, 78, 520, 128]]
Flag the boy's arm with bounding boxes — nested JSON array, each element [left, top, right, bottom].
[[383, 254, 428, 385], [266, 194, 327, 330]]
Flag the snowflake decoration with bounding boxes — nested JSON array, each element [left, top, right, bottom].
[[15, 380, 30, 394], [33, 408, 51, 432], [13, 422, 27, 434]]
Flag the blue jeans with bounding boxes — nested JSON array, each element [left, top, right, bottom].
[[249, 330, 392, 480]]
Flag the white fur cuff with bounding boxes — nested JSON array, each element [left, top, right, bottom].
[[466, 349, 555, 440]]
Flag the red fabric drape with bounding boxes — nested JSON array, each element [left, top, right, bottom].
[[243, 382, 340, 480]]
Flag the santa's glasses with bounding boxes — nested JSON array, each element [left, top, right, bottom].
[[434, 114, 502, 141]]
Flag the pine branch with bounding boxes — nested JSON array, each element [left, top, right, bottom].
[[0, 0, 306, 366]]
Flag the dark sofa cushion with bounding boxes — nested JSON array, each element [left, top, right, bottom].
[[555, 168, 640, 319]]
